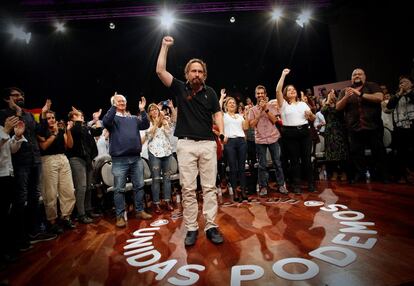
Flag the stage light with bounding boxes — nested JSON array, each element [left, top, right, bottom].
[[271, 8, 283, 21], [109, 22, 115, 29], [9, 25, 31, 44], [296, 10, 311, 28], [230, 16, 236, 23], [159, 10, 175, 30], [54, 22, 66, 32]]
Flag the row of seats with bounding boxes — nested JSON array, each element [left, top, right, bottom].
[[95, 154, 180, 192]]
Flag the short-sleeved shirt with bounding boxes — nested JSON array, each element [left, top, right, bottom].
[[338, 81, 383, 131], [169, 78, 220, 141], [248, 104, 280, 144], [280, 101, 310, 126], [38, 128, 66, 156]]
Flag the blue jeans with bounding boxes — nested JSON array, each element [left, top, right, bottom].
[[224, 137, 247, 189], [111, 156, 144, 217], [148, 152, 172, 203], [256, 142, 285, 187]]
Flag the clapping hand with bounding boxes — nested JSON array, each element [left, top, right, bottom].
[[42, 99, 52, 114], [14, 120, 25, 138], [4, 116, 20, 134], [220, 88, 227, 100], [139, 97, 146, 111], [66, 120, 74, 131], [93, 109, 102, 121]]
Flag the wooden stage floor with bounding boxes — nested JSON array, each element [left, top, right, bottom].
[[1, 181, 414, 286]]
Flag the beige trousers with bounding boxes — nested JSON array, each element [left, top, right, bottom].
[[41, 154, 76, 220], [176, 139, 218, 231]]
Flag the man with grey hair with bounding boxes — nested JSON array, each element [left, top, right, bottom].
[[102, 92, 151, 227]]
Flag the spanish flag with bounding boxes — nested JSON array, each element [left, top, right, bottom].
[[25, 108, 42, 123]]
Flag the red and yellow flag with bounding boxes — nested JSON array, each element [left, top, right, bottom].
[[25, 108, 42, 123]]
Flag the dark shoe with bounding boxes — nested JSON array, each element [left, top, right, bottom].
[[18, 241, 34, 252], [240, 188, 251, 202], [3, 252, 18, 264], [86, 211, 102, 218], [353, 173, 365, 183], [29, 232, 57, 244], [206, 227, 224, 244], [184, 230, 198, 246], [165, 201, 174, 212], [62, 218, 76, 229], [153, 204, 162, 214], [78, 215, 93, 224], [49, 223, 64, 235], [233, 196, 242, 203], [292, 187, 302, 194]]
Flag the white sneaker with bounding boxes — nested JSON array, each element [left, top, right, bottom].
[[279, 185, 289, 194], [259, 187, 268, 196]]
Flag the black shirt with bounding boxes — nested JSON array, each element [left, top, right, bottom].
[[66, 121, 101, 164], [338, 81, 383, 131], [38, 129, 66, 156], [170, 78, 220, 140]]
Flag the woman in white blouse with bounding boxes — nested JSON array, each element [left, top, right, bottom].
[[223, 95, 249, 201], [276, 68, 316, 194], [143, 103, 174, 213]]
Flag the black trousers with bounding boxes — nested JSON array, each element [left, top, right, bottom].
[[0, 176, 16, 255], [348, 129, 388, 180], [281, 126, 314, 187]]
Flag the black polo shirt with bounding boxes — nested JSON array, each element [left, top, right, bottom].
[[338, 81, 383, 131], [170, 78, 220, 141]]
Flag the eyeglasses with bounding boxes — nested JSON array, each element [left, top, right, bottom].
[[10, 92, 24, 97]]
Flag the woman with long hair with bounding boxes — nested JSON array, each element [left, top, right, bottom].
[[143, 103, 174, 213]]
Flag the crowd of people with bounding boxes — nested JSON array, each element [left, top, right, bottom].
[[1, 35, 413, 268]]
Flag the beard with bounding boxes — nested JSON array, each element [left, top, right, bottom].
[[189, 78, 204, 89], [352, 80, 363, 87], [15, 99, 25, 107]]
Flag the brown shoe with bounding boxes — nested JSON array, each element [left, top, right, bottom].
[[165, 201, 174, 212], [116, 217, 126, 228], [136, 211, 152, 220], [153, 204, 162, 214]]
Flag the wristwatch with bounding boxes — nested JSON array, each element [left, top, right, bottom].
[[219, 134, 225, 141]]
